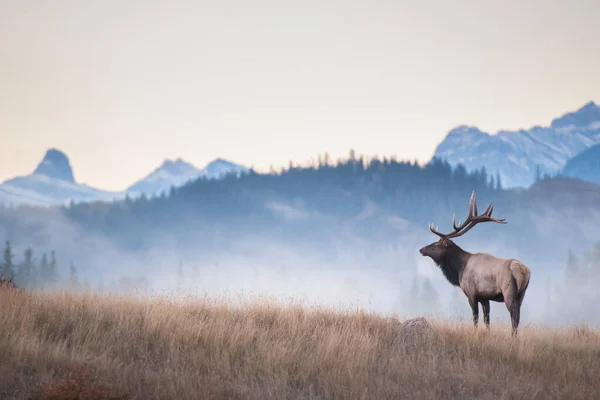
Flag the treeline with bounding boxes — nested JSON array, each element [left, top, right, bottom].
[[56, 153, 501, 250], [0, 151, 590, 268], [0, 241, 80, 290], [543, 240, 600, 324]]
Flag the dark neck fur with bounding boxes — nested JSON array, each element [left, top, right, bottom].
[[435, 244, 471, 286]]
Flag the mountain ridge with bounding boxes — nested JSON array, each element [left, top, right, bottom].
[[431, 101, 600, 188], [126, 157, 249, 197], [0, 150, 249, 207], [562, 143, 600, 184]]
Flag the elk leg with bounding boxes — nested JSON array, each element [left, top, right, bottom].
[[512, 303, 521, 336], [503, 281, 518, 336], [511, 288, 528, 336], [481, 300, 490, 329], [468, 298, 479, 328]]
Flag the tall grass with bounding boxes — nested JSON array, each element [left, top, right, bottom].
[[1, 287, 599, 399]]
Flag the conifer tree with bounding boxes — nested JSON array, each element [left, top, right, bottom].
[[40, 253, 49, 283], [49, 250, 58, 284], [420, 277, 440, 313], [566, 250, 579, 275], [2, 240, 14, 279], [495, 171, 502, 191], [69, 260, 79, 289], [17, 247, 34, 287]]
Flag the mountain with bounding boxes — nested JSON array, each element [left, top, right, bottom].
[[126, 159, 202, 197], [431, 101, 600, 188], [562, 143, 600, 184], [0, 149, 122, 207], [126, 158, 249, 197], [200, 158, 250, 180], [0, 149, 250, 207]]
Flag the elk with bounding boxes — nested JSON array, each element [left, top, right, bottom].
[[419, 192, 530, 336]]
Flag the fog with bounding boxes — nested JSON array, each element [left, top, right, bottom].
[[2, 201, 598, 329]]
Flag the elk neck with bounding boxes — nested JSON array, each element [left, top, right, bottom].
[[436, 242, 472, 287]]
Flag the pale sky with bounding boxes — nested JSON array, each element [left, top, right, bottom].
[[1, 0, 599, 191]]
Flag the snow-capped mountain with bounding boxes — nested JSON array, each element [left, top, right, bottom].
[[126, 159, 202, 197], [126, 158, 249, 197], [431, 101, 600, 188], [0, 150, 249, 207], [200, 158, 250, 180], [0, 149, 122, 207]]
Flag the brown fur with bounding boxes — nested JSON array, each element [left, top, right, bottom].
[[420, 192, 531, 336], [420, 239, 531, 336]]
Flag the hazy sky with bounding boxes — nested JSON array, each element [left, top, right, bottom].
[[1, 0, 599, 191]]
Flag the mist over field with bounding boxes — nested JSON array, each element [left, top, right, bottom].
[[3, 2, 600, 398], [2, 159, 600, 328]]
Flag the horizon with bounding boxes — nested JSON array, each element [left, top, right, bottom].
[[2, 99, 598, 193], [2, 1, 600, 191]]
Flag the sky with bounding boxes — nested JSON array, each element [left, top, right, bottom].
[[1, 0, 599, 192]]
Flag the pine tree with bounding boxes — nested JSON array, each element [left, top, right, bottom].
[[17, 247, 34, 287], [566, 249, 579, 284], [349, 149, 357, 164], [420, 277, 440, 314], [49, 250, 58, 284], [40, 253, 49, 283], [479, 166, 487, 187], [535, 164, 541, 183], [495, 171, 502, 191], [2, 240, 14, 279], [69, 260, 79, 289]]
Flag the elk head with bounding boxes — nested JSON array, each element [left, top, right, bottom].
[[419, 191, 506, 264]]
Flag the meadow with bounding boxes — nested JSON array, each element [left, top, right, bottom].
[[1, 285, 599, 400]]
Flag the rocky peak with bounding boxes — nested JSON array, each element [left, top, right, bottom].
[[550, 101, 600, 130], [32, 149, 75, 183]]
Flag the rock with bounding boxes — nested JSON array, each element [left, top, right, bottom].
[[397, 317, 435, 344], [33, 148, 76, 183]]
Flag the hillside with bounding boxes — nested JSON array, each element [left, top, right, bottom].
[[1, 288, 599, 399], [432, 101, 600, 188], [3, 156, 600, 283], [563, 143, 600, 184]]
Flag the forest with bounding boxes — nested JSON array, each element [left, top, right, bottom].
[[1, 153, 599, 324], [2, 154, 500, 236], [0, 151, 590, 259]]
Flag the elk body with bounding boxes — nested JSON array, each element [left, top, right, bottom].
[[419, 192, 530, 336]]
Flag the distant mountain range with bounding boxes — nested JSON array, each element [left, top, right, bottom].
[[432, 101, 600, 188], [126, 158, 249, 198], [3, 100, 600, 206], [0, 150, 249, 207]]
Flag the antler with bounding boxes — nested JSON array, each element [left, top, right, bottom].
[[429, 191, 506, 239]]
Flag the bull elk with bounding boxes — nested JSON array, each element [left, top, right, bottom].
[[419, 192, 531, 336]]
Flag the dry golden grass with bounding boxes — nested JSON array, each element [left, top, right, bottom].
[[1, 287, 599, 400]]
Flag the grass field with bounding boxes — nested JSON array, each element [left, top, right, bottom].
[[1, 286, 599, 400]]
